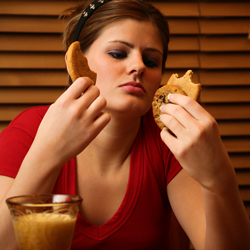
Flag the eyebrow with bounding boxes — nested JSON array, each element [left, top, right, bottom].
[[108, 40, 163, 55]]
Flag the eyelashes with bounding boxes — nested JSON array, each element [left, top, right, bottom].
[[108, 51, 127, 59], [108, 50, 158, 68], [143, 58, 157, 68]]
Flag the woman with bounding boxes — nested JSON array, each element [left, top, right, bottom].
[[0, 0, 249, 249]]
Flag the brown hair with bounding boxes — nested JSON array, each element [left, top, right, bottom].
[[61, 0, 169, 72]]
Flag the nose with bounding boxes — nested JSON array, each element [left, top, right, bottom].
[[126, 52, 146, 77]]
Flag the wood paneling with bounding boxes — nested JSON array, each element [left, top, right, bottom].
[[168, 18, 199, 34], [200, 53, 250, 69], [200, 36, 250, 52], [200, 86, 250, 103], [0, 87, 64, 103], [0, 1, 78, 15], [152, 2, 199, 17], [0, 70, 68, 86], [0, 34, 64, 51], [240, 187, 250, 201], [0, 122, 9, 132], [0, 16, 64, 33], [218, 121, 250, 136], [0, 105, 35, 120], [0, 52, 65, 69], [199, 70, 250, 86], [236, 171, 250, 186], [230, 153, 250, 169], [199, 2, 250, 17], [166, 52, 200, 68], [199, 18, 249, 34], [223, 137, 250, 153], [202, 104, 250, 119]]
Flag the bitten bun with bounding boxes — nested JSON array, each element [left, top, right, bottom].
[[167, 70, 201, 101], [152, 70, 201, 130]]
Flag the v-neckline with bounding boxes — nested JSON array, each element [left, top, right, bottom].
[[72, 127, 144, 240]]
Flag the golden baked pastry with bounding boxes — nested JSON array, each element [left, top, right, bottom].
[[152, 70, 201, 130], [67, 41, 97, 83], [167, 70, 201, 101]]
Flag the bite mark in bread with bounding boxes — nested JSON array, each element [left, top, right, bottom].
[[152, 70, 201, 130]]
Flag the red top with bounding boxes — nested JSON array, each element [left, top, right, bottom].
[[0, 106, 182, 249]]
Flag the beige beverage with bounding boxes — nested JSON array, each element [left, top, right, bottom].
[[13, 213, 76, 250]]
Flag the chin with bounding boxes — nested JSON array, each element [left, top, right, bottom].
[[104, 94, 151, 115], [110, 103, 150, 118]]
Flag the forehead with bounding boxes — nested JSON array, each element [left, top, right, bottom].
[[94, 19, 163, 52]]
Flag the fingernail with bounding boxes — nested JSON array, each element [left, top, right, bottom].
[[168, 93, 172, 101]]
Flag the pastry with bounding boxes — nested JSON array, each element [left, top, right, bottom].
[[152, 70, 201, 130], [66, 41, 97, 83]]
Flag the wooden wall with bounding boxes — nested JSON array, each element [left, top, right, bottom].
[[0, 0, 250, 248]]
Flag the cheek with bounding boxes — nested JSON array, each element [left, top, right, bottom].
[[95, 66, 117, 94], [88, 60, 111, 86], [96, 67, 113, 84], [85, 50, 113, 78], [95, 61, 124, 90]]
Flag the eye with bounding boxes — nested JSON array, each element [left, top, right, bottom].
[[143, 57, 157, 68], [108, 50, 127, 59]]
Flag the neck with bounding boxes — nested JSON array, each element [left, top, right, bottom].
[[77, 116, 141, 174]]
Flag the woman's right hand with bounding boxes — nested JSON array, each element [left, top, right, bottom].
[[31, 77, 111, 166]]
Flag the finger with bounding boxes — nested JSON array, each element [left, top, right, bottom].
[[160, 112, 185, 137], [93, 112, 111, 131], [160, 127, 179, 153], [76, 84, 100, 109], [87, 96, 107, 120], [61, 77, 94, 100], [80, 112, 111, 148], [168, 93, 209, 121], [160, 103, 197, 131]]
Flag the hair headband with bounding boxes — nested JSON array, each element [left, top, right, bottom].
[[74, 0, 113, 41]]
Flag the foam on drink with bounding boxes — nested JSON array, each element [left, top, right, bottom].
[[13, 213, 76, 250]]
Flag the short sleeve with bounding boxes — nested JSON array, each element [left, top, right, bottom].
[[0, 106, 49, 178]]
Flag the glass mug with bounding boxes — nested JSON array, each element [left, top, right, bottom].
[[6, 194, 82, 250]]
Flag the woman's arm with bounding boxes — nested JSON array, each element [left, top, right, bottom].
[[161, 93, 250, 250], [167, 169, 250, 250], [0, 77, 110, 249]]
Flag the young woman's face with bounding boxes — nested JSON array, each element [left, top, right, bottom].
[[84, 19, 164, 118]]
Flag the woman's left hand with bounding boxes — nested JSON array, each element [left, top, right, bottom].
[[160, 93, 233, 190]]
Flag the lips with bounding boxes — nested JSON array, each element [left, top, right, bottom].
[[119, 81, 146, 94]]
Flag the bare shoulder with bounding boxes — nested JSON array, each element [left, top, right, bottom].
[[167, 169, 206, 249]]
